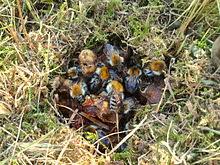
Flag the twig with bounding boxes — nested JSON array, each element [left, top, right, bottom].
[[192, 153, 220, 164], [156, 57, 176, 112], [152, 114, 166, 126], [198, 126, 220, 135], [55, 132, 74, 165], [80, 112, 110, 130], [7, 27, 20, 45], [93, 130, 130, 145], [107, 114, 148, 155], [16, 0, 34, 49], [156, 78, 168, 112], [138, 151, 151, 165], [9, 112, 24, 164], [68, 109, 79, 125], [116, 112, 120, 142]]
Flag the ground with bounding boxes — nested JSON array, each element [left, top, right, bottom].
[[0, 0, 220, 164]]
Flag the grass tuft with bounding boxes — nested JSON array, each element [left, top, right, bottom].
[[0, 0, 220, 164]]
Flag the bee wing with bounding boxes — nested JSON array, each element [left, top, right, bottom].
[[89, 74, 102, 93], [81, 81, 88, 95], [104, 44, 119, 57], [125, 77, 139, 93], [123, 97, 136, 114], [109, 69, 122, 82]]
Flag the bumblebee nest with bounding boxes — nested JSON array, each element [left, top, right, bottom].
[[52, 43, 166, 152]]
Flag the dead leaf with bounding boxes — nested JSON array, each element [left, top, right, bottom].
[[105, 161, 124, 165], [186, 101, 198, 116], [0, 102, 11, 115], [145, 84, 163, 104]]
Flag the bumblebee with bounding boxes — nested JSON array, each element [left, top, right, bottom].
[[70, 80, 88, 103], [103, 44, 124, 67], [119, 97, 137, 132], [124, 66, 142, 94], [106, 80, 124, 112], [143, 60, 166, 77], [79, 49, 97, 76], [106, 80, 124, 94], [109, 93, 124, 112], [107, 68, 123, 82], [88, 64, 110, 94], [66, 66, 81, 80]]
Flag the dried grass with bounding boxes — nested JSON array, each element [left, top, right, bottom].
[[0, 0, 220, 164]]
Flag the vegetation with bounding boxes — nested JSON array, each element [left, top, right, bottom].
[[0, 0, 219, 164]]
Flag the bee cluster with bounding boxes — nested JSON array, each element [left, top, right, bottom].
[[53, 43, 166, 150]]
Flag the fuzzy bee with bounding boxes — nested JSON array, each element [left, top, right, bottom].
[[106, 80, 124, 95], [143, 60, 166, 77], [106, 67, 124, 83], [119, 97, 137, 132], [123, 97, 137, 115], [124, 66, 142, 94], [88, 64, 110, 94], [103, 44, 124, 67], [66, 66, 81, 80], [106, 80, 124, 112], [70, 79, 88, 103], [79, 49, 97, 77]]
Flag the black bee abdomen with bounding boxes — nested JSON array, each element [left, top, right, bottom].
[[125, 77, 140, 94], [89, 74, 102, 94]]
